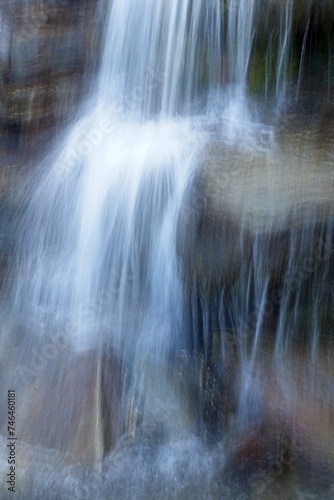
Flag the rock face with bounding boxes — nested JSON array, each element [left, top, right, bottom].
[[0, 0, 105, 299], [0, 327, 123, 464], [178, 123, 334, 305], [0, 16, 107, 472], [176, 121, 334, 485], [0, 0, 104, 142], [225, 346, 334, 495]]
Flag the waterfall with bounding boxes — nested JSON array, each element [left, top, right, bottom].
[[227, 0, 255, 96], [275, 0, 293, 105], [1, 0, 334, 498], [98, 0, 221, 116], [2, 0, 224, 481]]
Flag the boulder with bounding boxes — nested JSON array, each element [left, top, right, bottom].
[[0, 327, 123, 465]]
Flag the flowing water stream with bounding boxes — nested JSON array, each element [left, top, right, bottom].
[[1, 0, 334, 498]]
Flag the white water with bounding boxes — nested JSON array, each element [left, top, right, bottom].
[[1, 1, 334, 498], [98, 0, 221, 117], [3, 0, 224, 473]]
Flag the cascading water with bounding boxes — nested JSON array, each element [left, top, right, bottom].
[[1, 0, 334, 498]]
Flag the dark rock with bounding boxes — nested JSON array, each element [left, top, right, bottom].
[[0, 0, 104, 144]]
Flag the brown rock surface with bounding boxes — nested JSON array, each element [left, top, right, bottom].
[[0, 0, 104, 139], [0, 333, 122, 465]]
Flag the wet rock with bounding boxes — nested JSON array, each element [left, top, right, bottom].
[[0, 0, 104, 143], [178, 130, 334, 329], [219, 353, 334, 497], [0, 1, 105, 296], [0, 330, 123, 464], [0, 198, 19, 299]]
